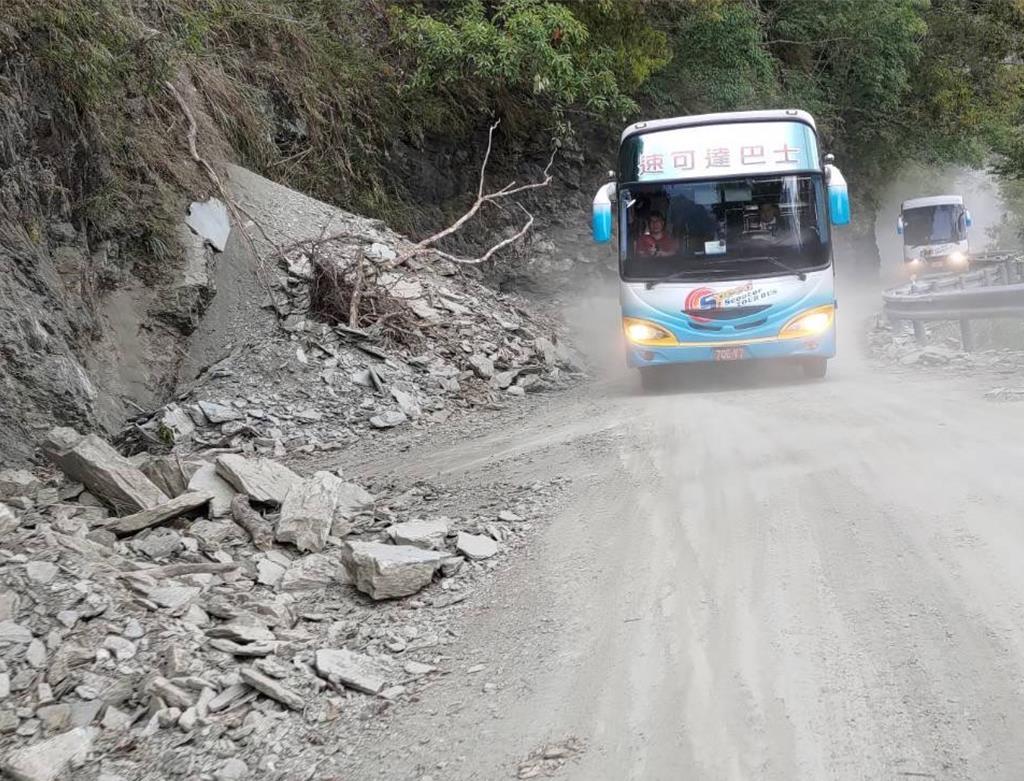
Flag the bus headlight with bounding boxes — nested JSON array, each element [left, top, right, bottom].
[[623, 318, 676, 346], [949, 251, 967, 265], [780, 305, 835, 338]]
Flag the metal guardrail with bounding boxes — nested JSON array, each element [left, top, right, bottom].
[[882, 251, 1024, 350]]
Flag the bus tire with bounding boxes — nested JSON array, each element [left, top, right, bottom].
[[802, 357, 828, 379]]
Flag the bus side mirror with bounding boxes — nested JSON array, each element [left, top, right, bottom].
[[897, 216, 904, 236], [965, 210, 973, 229], [592, 182, 616, 243], [825, 165, 850, 226]]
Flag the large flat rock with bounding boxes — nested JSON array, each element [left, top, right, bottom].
[[315, 648, 389, 694], [42, 428, 168, 514], [106, 491, 212, 536], [215, 454, 301, 506]]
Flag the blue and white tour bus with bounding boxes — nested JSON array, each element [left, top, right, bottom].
[[592, 109, 850, 387]]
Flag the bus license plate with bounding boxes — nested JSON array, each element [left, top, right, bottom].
[[714, 347, 746, 361]]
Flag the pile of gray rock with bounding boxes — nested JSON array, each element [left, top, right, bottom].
[[0, 427, 553, 780], [869, 317, 1024, 373], [126, 225, 583, 460]]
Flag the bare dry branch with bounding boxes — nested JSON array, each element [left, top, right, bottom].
[[428, 204, 535, 266], [349, 252, 365, 328], [385, 121, 555, 271]]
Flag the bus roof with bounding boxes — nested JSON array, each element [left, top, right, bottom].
[[620, 109, 817, 144], [902, 195, 964, 210]]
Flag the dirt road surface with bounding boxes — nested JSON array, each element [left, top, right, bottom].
[[338, 281, 1024, 781]]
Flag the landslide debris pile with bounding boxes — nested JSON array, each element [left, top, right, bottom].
[[123, 166, 583, 460], [0, 428, 560, 780]]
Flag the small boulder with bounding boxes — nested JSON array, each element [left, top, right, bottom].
[[468, 354, 494, 379], [342, 541, 444, 600], [277, 472, 373, 551], [370, 410, 407, 429], [456, 532, 498, 560], [186, 463, 235, 518]]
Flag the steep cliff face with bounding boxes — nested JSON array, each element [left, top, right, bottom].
[[0, 63, 216, 464]]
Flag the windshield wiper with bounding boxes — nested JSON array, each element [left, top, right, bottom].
[[642, 256, 807, 289], [644, 266, 737, 289], [742, 255, 807, 281]]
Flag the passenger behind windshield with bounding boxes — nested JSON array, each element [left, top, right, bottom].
[[902, 205, 963, 246], [636, 213, 678, 257], [621, 175, 829, 281]]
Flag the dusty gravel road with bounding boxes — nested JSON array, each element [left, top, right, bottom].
[[341, 281, 1024, 781]]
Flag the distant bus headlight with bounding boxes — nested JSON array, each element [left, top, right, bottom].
[[623, 318, 676, 346], [780, 305, 835, 338]]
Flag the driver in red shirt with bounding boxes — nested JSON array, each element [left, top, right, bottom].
[[636, 213, 679, 257]]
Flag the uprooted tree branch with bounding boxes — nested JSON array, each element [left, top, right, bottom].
[[293, 120, 556, 341], [386, 119, 556, 269]]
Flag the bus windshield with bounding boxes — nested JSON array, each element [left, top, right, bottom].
[[620, 174, 830, 282], [902, 205, 964, 246]]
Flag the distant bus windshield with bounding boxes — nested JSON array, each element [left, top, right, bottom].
[[903, 205, 964, 246], [620, 175, 830, 282]]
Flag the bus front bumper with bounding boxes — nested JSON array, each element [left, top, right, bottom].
[[626, 329, 836, 368]]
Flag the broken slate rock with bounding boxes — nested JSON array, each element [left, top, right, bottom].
[[468, 353, 495, 379], [279, 553, 348, 592], [390, 388, 422, 420], [314, 648, 389, 695], [0, 469, 40, 499], [207, 621, 274, 645], [215, 455, 301, 506], [25, 561, 58, 585], [370, 410, 407, 429], [239, 667, 304, 711], [342, 541, 444, 600], [277, 472, 370, 551], [106, 491, 212, 536], [197, 401, 243, 424], [0, 622, 32, 645], [140, 456, 189, 499], [456, 532, 499, 560], [0, 504, 17, 535], [386, 519, 449, 550], [215, 759, 250, 781], [186, 463, 235, 518], [147, 585, 201, 610], [42, 427, 168, 514], [1, 726, 96, 781], [256, 558, 287, 587], [131, 527, 183, 560]]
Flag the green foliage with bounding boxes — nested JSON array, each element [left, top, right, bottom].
[[644, 1, 777, 114], [395, 0, 663, 131], [6, 0, 1024, 255]]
